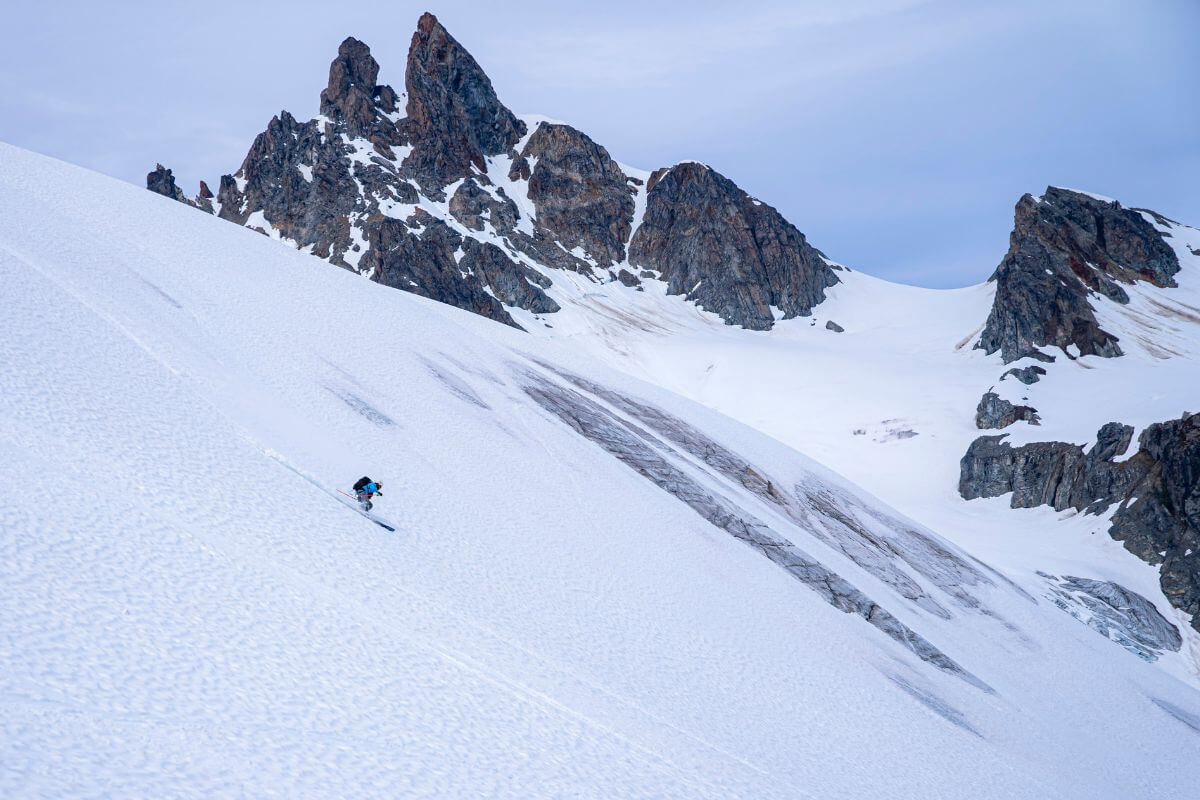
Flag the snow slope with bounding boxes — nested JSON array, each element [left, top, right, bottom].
[[3, 142, 1200, 798], [529, 209, 1200, 681]]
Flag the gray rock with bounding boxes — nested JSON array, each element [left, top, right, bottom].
[[222, 110, 362, 261], [1000, 365, 1046, 385], [459, 238, 559, 315], [448, 178, 519, 232], [402, 12, 526, 191], [974, 391, 1040, 429], [360, 215, 518, 327], [1110, 413, 1200, 622], [521, 122, 634, 267], [628, 161, 840, 330], [961, 413, 1200, 630], [146, 164, 200, 209], [976, 187, 1180, 363], [614, 269, 640, 287], [825, 320, 844, 333], [319, 36, 400, 140], [959, 434, 1083, 509]]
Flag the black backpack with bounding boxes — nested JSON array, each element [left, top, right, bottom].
[[353, 476, 372, 492]]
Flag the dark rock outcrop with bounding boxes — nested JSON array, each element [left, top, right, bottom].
[[825, 320, 844, 333], [1111, 415, 1200, 622], [459, 238, 559, 315], [359, 215, 504, 321], [959, 421, 1140, 511], [976, 187, 1180, 363], [974, 391, 1040, 429], [1000, 365, 1046, 385], [628, 162, 840, 330], [403, 12, 526, 190], [614, 268, 640, 287], [358, 213, 556, 328], [961, 413, 1200, 629], [959, 435, 1085, 509], [521, 122, 634, 266], [146, 164, 194, 207], [225, 110, 362, 260], [448, 178, 518, 232], [319, 36, 400, 139]]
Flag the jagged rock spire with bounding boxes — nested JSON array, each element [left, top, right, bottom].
[[403, 12, 525, 186], [320, 37, 398, 137]]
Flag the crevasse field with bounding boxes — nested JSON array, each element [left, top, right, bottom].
[[3, 142, 1200, 798]]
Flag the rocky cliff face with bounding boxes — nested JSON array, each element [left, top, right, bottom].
[[976, 187, 1181, 363], [960, 413, 1200, 630], [520, 123, 635, 268], [146, 13, 840, 332], [628, 162, 840, 330], [402, 12, 526, 192]]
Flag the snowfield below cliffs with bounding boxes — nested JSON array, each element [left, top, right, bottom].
[[3, 142, 1200, 798]]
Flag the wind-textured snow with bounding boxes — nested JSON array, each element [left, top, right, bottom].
[[3, 142, 1200, 798]]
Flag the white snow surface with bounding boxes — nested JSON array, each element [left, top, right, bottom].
[[3, 142, 1200, 798], [532, 214, 1200, 682]]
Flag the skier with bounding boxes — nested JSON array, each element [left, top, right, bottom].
[[352, 476, 383, 511]]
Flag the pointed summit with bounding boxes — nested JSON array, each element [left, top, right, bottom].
[[320, 37, 398, 137], [403, 12, 525, 187]]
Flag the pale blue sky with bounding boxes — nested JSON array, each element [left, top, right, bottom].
[[2, 0, 1195, 286]]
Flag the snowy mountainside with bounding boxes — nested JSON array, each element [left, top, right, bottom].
[[540, 203, 1200, 647], [6, 143, 1200, 797]]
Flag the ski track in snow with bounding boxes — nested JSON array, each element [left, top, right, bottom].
[[2, 142, 1200, 798]]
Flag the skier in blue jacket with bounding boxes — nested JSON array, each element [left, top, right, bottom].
[[353, 476, 383, 511]]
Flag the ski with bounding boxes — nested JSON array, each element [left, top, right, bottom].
[[265, 453, 396, 532], [336, 488, 396, 531]]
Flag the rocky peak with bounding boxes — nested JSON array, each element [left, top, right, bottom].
[[403, 12, 526, 187], [319, 37, 399, 139], [145, 13, 844, 332], [628, 161, 840, 330], [521, 122, 635, 267], [976, 187, 1181, 363]]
